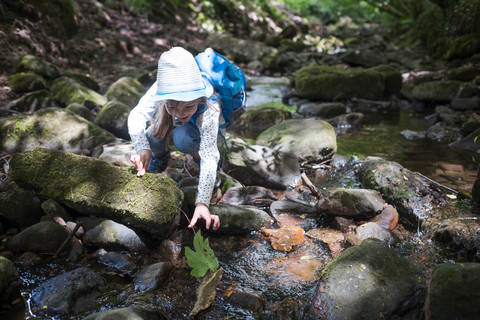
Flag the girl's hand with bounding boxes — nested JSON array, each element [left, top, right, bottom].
[[189, 203, 220, 230], [130, 149, 152, 176]]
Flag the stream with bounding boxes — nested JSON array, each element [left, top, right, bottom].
[[11, 76, 477, 319], [247, 76, 477, 193]]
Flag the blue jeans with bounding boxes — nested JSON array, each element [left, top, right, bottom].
[[146, 122, 201, 155]]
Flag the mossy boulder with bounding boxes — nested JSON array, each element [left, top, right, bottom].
[[105, 76, 147, 107], [0, 257, 21, 306], [14, 55, 61, 80], [370, 64, 403, 97], [66, 103, 95, 121], [309, 238, 424, 319], [50, 76, 106, 108], [445, 34, 480, 61], [228, 106, 292, 139], [2, 89, 57, 113], [425, 263, 480, 320], [8, 72, 47, 93], [0, 107, 116, 154], [256, 118, 337, 162], [422, 202, 480, 261], [291, 65, 393, 101], [358, 157, 449, 227], [447, 66, 480, 82], [8, 148, 183, 239], [340, 49, 388, 68], [94, 100, 131, 140], [62, 72, 100, 92], [410, 80, 464, 103]]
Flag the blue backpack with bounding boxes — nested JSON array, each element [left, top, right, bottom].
[[195, 49, 247, 128]]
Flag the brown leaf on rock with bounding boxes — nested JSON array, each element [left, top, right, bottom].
[[189, 268, 223, 317], [262, 225, 305, 252]]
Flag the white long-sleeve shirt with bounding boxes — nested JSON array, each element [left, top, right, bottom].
[[128, 81, 221, 206]]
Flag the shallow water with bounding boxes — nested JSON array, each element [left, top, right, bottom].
[[248, 76, 477, 194]]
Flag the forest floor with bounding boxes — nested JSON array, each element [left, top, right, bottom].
[[0, 0, 210, 101]]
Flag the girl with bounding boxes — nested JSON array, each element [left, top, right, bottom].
[[128, 47, 221, 231]]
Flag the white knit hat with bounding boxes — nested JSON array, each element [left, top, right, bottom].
[[154, 47, 213, 101]]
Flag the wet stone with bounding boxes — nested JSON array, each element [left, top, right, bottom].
[[370, 204, 399, 230], [134, 262, 173, 293]]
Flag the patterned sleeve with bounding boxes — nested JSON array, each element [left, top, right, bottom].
[[196, 103, 221, 206], [127, 82, 159, 153]]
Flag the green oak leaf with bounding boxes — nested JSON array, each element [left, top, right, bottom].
[[185, 231, 219, 278]]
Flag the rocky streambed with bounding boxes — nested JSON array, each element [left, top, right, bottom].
[[1, 19, 480, 318]]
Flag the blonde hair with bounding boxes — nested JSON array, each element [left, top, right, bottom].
[[151, 97, 216, 143]]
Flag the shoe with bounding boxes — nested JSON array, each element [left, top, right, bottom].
[[147, 152, 169, 173]]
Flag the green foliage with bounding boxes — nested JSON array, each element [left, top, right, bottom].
[[280, 0, 383, 23], [185, 231, 219, 278], [123, 0, 151, 13]]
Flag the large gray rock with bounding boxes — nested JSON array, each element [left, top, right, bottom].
[[425, 263, 480, 320], [0, 181, 43, 228], [316, 188, 386, 217], [82, 217, 147, 252], [297, 102, 346, 118], [222, 137, 301, 189], [358, 157, 449, 227], [449, 127, 480, 157], [211, 205, 274, 234], [8, 148, 183, 239], [310, 238, 424, 319], [6, 221, 70, 254], [256, 118, 337, 162], [0, 108, 116, 155], [133, 262, 173, 293], [30, 267, 106, 317], [83, 307, 170, 320], [94, 100, 132, 140]]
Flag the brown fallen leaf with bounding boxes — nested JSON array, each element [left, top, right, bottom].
[[189, 268, 223, 317]]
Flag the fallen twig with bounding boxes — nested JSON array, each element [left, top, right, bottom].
[[301, 172, 322, 200], [415, 172, 459, 195], [52, 222, 83, 260], [284, 195, 315, 207]]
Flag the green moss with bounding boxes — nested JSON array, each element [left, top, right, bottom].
[[50, 77, 106, 107], [0, 256, 17, 284], [292, 65, 385, 100], [8, 149, 183, 236]]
